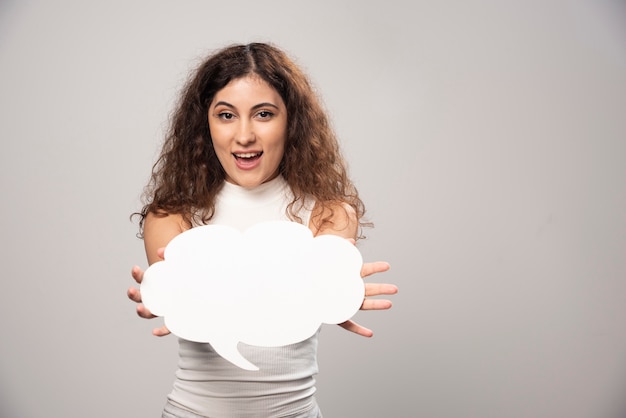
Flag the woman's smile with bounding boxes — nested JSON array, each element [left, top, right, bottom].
[[233, 151, 263, 169]]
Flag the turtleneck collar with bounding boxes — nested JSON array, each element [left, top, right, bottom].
[[219, 175, 289, 202]]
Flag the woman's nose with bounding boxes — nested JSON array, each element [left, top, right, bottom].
[[236, 121, 256, 145]]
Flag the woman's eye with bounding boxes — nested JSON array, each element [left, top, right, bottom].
[[257, 110, 274, 119], [218, 112, 235, 120]]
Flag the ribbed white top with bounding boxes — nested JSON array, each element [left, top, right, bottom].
[[167, 176, 322, 417]]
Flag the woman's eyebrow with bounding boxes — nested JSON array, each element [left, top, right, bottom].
[[251, 102, 280, 110], [213, 101, 280, 110], [213, 100, 235, 109]]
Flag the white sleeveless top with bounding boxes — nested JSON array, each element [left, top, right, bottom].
[[167, 176, 322, 417]]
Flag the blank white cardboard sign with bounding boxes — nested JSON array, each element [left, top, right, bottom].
[[141, 220, 364, 371]]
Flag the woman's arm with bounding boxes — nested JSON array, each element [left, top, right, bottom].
[[127, 212, 190, 336], [143, 212, 190, 265], [309, 203, 398, 337]]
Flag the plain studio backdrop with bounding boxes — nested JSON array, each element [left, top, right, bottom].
[[1, 1, 625, 417]]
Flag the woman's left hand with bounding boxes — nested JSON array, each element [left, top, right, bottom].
[[338, 261, 398, 337]]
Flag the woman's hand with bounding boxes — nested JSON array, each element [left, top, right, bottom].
[[338, 261, 398, 337], [127, 248, 171, 337]]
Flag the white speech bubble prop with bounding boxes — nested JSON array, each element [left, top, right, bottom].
[[140, 220, 364, 371]]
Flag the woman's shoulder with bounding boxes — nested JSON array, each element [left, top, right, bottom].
[[309, 201, 357, 239], [144, 211, 191, 230]]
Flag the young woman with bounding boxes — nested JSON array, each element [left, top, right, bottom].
[[128, 42, 397, 418]]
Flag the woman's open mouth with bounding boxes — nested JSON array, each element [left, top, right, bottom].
[[233, 151, 263, 169]]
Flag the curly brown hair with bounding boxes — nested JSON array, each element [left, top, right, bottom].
[[134, 42, 369, 237]]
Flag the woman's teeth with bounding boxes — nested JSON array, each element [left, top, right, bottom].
[[235, 152, 261, 159]]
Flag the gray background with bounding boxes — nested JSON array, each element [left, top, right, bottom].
[[1, 1, 625, 417]]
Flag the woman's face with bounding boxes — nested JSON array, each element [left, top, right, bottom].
[[208, 75, 287, 188]]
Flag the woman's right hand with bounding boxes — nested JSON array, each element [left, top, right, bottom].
[[127, 248, 171, 337]]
